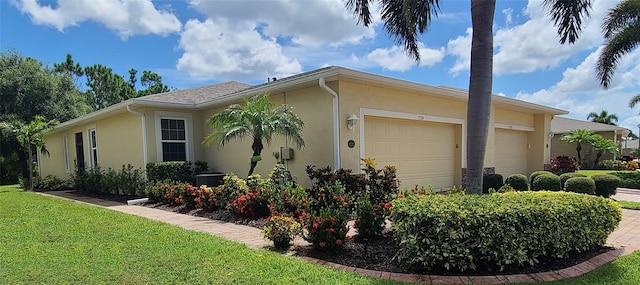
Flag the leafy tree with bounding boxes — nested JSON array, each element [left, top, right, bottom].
[[203, 93, 305, 176], [345, 0, 592, 193], [596, 0, 640, 88], [138, 70, 172, 96], [560, 129, 596, 165], [590, 134, 620, 166], [84, 64, 136, 110], [587, 110, 619, 125], [0, 116, 58, 190]]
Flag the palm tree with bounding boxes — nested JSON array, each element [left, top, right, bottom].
[[586, 110, 619, 125], [0, 116, 58, 190], [629, 93, 640, 113], [560, 129, 596, 165], [596, 0, 640, 88], [203, 93, 305, 176], [345, 0, 591, 194], [590, 134, 620, 166]]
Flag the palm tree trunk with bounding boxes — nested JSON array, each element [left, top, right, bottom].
[[248, 139, 263, 176], [27, 143, 33, 190], [576, 144, 582, 165], [466, 0, 496, 194], [594, 151, 603, 167]]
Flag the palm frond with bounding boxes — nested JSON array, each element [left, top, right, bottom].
[[597, 22, 640, 88], [602, 0, 640, 39], [346, 0, 374, 26], [630, 94, 640, 108], [543, 0, 591, 44]]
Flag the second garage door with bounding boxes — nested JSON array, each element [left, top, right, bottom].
[[364, 116, 456, 189], [494, 128, 529, 177]]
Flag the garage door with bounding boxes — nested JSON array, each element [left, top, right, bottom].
[[494, 128, 529, 177], [364, 116, 456, 189]]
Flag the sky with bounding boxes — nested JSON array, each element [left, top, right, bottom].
[[1, 0, 640, 133]]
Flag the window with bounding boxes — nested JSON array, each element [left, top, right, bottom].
[[88, 128, 98, 167], [63, 134, 70, 173], [160, 118, 186, 161]]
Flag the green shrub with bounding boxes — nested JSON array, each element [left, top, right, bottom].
[[596, 160, 626, 171], [529, 170, 553, 188], [592, 174, 621, 198], [532, 173, 562, 191], [504, 174, 528, 191], [32, 175, 69, 191], [71, 164, 147, 196], [559, 172, 587, 187], [550, 156, 579, 175], [219, 173, 249, 209], [564, 177, 595, 194], [610, 171, 640, 189], [146, 161, 208, 184], [482, 173, 503, 193], [390, 191, 622, 272], [144, 181, 190, 204]]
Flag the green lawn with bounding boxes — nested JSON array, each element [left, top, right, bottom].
[[576, 170, 625, 177], [617, 200, 640, 210], [1, 185, 638, 284]]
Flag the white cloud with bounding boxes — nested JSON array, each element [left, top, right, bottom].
[[445, 0, 618, 75], [176, 18, 302, 81], [365, 43, 445, 72], [187, 0, 375, 47], [502, 8, 513, 27], [10, 0, 182, 38]]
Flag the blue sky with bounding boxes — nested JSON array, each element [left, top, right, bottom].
[[2, 0, 640, 132]]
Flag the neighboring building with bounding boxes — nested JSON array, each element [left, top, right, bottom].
[[621, 138, 638, 157], [550, 117, 630, 165], [40, 66, 566, 189]]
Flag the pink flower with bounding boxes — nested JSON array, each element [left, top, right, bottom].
[[335, 239, 342, 245]]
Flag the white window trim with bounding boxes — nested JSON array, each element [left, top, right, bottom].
[[63, 134, 70, 174], [87, 127, 98, 168], [358, 108, 466, 168], [154, 111, 194, 162]]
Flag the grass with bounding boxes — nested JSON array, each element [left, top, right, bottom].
[[576, 170, 631, 177], [1, 184, 638, 284], [617, 200, 640, 210]]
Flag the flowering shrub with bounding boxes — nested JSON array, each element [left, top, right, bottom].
[[353, 158, 396, 238], [262, 215, 302, 248], [219, 173, 249, 209], [550, 156, 578, 175], [268, 183, 308, 222], [183, 184, 222, 211], [230, 190, 269, 217], [145, 181, 190, 205], [304, 208, 349, 251]]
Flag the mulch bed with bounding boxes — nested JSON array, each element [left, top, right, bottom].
[[63, 191, 615, 276]]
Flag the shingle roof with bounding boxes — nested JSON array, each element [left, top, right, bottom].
[[551, 116, 628, 133], [136, 81, 252, 105]]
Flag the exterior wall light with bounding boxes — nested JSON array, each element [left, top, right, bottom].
[[347, 114, 359, 130]]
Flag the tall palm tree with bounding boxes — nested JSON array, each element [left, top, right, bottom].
[[596, 0, 640, 88], [345, 0, 591, 194], [590, 134, 619, 166], [587, 110, 619, 125], [203, 93, 305, 176], [0, 115, 58, 190], [560, 129, 596, 165]]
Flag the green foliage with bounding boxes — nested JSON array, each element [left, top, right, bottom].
[[532, 173, 562, 191], [529, 170, 554, 188], [550, 156, 579, 175], [390, 191, 622, 272], [590, 135, 620, 166], [482, 173, 503, 193], [72, 164, 147, 196], [610, 171, 640, 189], [145, 161, 207, 184], [219, 173, 249, 209], [144, 181, 190, 204], [267, 182, 308, 222], [564, 177, 596, 194], [305, 165, 366, 196], [559, 172, 587, 187], [261, 215, 302, 249], [591, 174, 621, 198], [304, 208, 350, 251], [504, 174, 528, 191], [32, 174, 69, 191]]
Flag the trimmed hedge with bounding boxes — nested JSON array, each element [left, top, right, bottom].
[[482, 174, 504, 193], [592, 174, 621, 198], [505, 174, 528, 191], [610, 171, 640, 189], [390, 191, 622, 272], [559, 172, 587, 187], [146, 161, 208, 184], [532, 173, 562, 191], [529, 171, 553, 188], [564, 177, 595, 195]]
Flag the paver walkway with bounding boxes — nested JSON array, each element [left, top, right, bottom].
[[43, 190, 640, 284]]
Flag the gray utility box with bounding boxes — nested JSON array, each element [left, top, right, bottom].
[[196, 172, 225, 187], [281, 147, 293, 160]]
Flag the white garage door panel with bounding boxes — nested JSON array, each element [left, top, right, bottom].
[[494, 129, 528, 177], [364, 116, 455, 189]]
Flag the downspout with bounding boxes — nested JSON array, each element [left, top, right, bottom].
[[318, 77, 341, 170], [126, 105, 148, 166]]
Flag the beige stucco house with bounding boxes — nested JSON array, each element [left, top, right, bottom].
[[550, 117, 630, 165], [40, 66, 566, 189]]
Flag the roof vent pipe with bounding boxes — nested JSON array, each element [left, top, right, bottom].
[[318, 77, 340, 170]]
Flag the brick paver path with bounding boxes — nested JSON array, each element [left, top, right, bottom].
[[44, 189, 640, 284]]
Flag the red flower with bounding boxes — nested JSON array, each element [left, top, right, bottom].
[[398, 194, 404, 199], [384, 202, 391, 210], [335, 239, 342, 245]]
